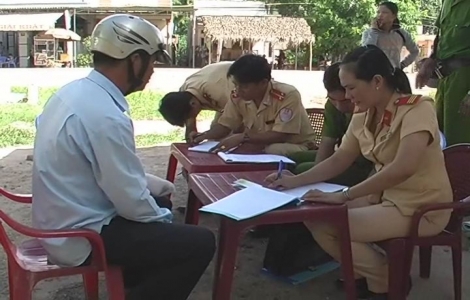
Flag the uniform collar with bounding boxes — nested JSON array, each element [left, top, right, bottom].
[[364, 94, 399, 129], [244, 81, 273, 106], [86, 70, 130, 113]]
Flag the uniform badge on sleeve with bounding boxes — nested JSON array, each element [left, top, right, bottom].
[[279, 108, 294, 122]]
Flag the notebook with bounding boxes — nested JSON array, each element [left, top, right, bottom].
[[199, 186, 300, 221], [217, 153, 295, 164], [188, 141, 238, 153], [233, 179, 346, 198], [188, 141, 219, 153]]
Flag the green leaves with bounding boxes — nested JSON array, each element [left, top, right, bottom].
[[271, 0, 423, 59]]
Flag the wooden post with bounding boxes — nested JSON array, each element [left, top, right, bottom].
[[216, 39, 223, 62], [166, 18, 171, 56], [191, 12, 196, 68], [208, 41, 212, 64], [309, 39, 313, 71], [294, 44, 298, 70]]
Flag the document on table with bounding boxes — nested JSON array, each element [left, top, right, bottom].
[[199, 186, 300, 221], [233, 179, 346, 198], [188, 141, 238, 153], [217, 152, 295, 164]]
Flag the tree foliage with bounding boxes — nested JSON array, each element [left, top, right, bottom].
[[76, 36, 93, 67], [269, 0, 422, 60]]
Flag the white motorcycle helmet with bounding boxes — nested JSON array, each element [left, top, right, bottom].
[[91, 14, 170, 63], [91, 14, 171, 92]]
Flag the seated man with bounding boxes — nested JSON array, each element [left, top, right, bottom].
[[289, 62, 373, 186], [32, 15, 215, 300], [34, 115, 175, 200], [158, 61, 234, 139], [192, 54, 317, 156]]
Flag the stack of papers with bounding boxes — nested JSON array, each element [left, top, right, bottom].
[[218, 152, 295, 164], [199, 186, 300, 221], [188, 141, 295, 165], [200, 179, 347, 221], [233, 179, 346, 198]]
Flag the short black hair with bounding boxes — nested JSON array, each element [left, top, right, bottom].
[[158, 91, 193, 127], [323, 62, 344, 93], [227, 54, 271, 84]]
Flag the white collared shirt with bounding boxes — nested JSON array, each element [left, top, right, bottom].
[[32, 70, 173, 267]]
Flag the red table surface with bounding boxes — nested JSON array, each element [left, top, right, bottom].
[[187, 170, 357, 300], [189, 170, 345, 217]]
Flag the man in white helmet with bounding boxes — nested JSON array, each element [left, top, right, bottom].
[[31, 14, 215, 300]]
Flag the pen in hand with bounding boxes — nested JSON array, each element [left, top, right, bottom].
[[276, 160, 284, 180]]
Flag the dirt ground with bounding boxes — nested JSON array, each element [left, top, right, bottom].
[[0, 145, 468, 300]]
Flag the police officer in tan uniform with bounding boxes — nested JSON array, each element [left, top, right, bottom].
[[192, 54, 316, 156], [266, 46, 451, 300], [159, 61, 234, 139]]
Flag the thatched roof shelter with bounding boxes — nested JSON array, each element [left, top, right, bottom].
[[200, 16, 313, 45]]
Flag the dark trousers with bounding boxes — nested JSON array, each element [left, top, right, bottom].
[[99, 197, 216, 300]]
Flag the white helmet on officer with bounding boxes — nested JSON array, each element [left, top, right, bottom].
[[91, 14, 171, 92]]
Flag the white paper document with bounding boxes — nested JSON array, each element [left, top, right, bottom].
[[188, 141, 219, 153], [217, 152, 295, 164], [199, 186, 299, 221], [233, 179, 346, 198]]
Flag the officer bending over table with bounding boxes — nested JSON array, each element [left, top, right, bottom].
[[191, 54, 317, 156], [158, 61, 234, 140]]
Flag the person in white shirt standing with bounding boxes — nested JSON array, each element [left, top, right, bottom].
[[32, 14, 215, 300], [361, 1, 419, 70]]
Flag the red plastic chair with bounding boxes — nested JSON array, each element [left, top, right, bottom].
[[382, 143, 470, 300], [0, 188, 125, 300], [306, 107, 325, 146]]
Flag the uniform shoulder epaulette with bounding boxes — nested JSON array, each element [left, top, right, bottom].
[[270, 88, 286, 101], [394, 95, 422, 106]]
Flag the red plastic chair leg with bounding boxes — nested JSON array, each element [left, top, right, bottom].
[[9, 271, 33, 300], [83, 272, 99, 300], [386, 240, 407, 300], [185, 191, 201, 225], [451, 244, 462, 300], [212, 219, 242, 300], [419, 246, 432, 278], [165, 154, 178, 183], [106, 267, 126, 300]]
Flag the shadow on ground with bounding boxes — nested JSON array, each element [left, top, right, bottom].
[[0, 146, 468, 299]]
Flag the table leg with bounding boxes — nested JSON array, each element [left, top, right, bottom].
[[213, 218, 242, 300], [185, 190, 201, 225], [336, 207, 357, 300], [165, 154, 178, 182]]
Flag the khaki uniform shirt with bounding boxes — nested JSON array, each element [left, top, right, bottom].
[[217, 81, 316, 146], [179, 62, 234, 113], [339, 95, 452, 216]]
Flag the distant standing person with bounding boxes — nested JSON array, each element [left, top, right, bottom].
[[361, 1, 419, 69], [416, 0, 470, 146]]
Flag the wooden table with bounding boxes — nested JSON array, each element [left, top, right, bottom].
[[165, 143, 279, 183], [188, 171, 357, 300]]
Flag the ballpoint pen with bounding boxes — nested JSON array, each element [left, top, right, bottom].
[[276, 160, 284, 180]]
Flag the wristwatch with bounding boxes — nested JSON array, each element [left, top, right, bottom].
[[342, 187, 352, 201]]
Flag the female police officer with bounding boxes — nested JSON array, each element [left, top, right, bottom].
[[266, 45, 452, 300]]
